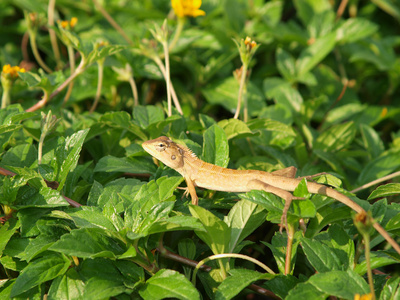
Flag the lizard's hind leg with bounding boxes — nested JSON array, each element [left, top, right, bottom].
[[247, 179, 298, 232]]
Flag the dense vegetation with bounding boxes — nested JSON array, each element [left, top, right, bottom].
[[1, 0, 400, 299]]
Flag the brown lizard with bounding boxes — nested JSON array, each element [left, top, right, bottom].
[[142, 136, 400, 255]]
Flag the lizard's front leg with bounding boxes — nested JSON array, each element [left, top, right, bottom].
[[247, 179, 296, 232], [184, 177, 199, 205]]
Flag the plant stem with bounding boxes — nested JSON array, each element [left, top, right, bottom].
[[152, 55, 183, 115], [89, 59, 104, 113], [26, 58, 85, 112], [233, 64, 248, 119], [29, 32, 53, 73], [192, 253, 275, 286], [1, 81, 11, 109], [351, 171, 400, 193], [63, 44, 76, 104], [284, 224, 295, 275], [48, 0, 63, 70], [92, 0, 134, 45], [169, 17, 185, 51], [162, 39, 172, 116], [363, 234, 376, 300], [155, 244, 279, 298], [128, 75, 139, 106]]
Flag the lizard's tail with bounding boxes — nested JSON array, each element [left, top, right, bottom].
[[323, 186, 400, 255]]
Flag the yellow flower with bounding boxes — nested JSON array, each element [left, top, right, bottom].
[[60, 17, 78, 29], [70, 17, 78, 28], [2, 64, 25, 79], [354, 293, 373, 300], [171, 0, 205, 18]]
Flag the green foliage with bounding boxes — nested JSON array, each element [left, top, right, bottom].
[[1, 0, 400, 299]]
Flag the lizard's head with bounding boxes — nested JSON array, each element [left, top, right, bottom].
[[142, 136, 185, 170]]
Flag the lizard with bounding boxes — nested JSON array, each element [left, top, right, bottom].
[[142, 136, 400, 255]]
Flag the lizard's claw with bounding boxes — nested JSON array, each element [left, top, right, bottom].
[[177, 187, 190, 199]]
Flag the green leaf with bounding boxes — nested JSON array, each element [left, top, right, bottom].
[[18, 70, 65, 91], [10, 253, 70, 297], [368, 183, 400, 200], [189, 205, 230, 255], [143, 215, 204, 236], [100, 111, 147, 140], [66, 206, 118, 231], [139, 269, 200, 300], [1, 144, 38, 168], [327, 225, 354, 270], [314, 122, 356, 152], [276, 47, 297, 81], [49, 228, 125, 258], [146, 114, 182, 138], [202, 124, 229, 167], [337, 18, 378, 44], [15, 186, 69, 208], [0, 255, 27, 272], [132, 176, 183, 213], [202, 77, 265, 116], [128, 201, 176, 240], [360, 124, 384, 159], [0, 219, 20, 256], [224, 200, 267, 252], [132, 105, 165, 128], [286, 282, 326, 300], [358, 150, 400, 184], [47, 268, 85, 300], [301, 237, 342, 273], [217, 118, 253, 140], [308, 270, 369, 299], [263, 275, 300, 299], [293, 0, 332, 27], [56, 129, 89, 191], [348, 38, 396, 71], [296, 31, 336, 76], [263, 77, 303, 112], [247, 118, 296, 136], [79, 258, 132, 299], [354, 251, 399, 275], [199, 113, 216, 129], [240, 190, 315, 225], [85, 44, 126, 66], [0, 124, 22, 135], [94, 155, 157, 174], [215, 269, 268, 300], [380, 276, 400, 300], [263, 231, 302, 274]]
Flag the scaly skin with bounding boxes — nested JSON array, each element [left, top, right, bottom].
[[142, 136, 400, 255]]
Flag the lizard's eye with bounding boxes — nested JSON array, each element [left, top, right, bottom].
[[171, 155, 176, 160], [155, 143, 166, 152]]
